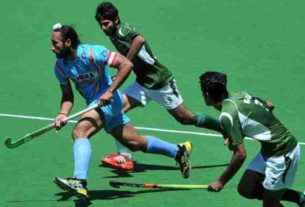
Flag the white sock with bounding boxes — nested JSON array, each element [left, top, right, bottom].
[[73, 138, 91, 180], [115, 139, 132, 159]]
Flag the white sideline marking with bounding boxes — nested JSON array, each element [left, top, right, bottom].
[[0, 113, 304, 146]]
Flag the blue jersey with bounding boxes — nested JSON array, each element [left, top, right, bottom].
[[54, 44, 119, 105]]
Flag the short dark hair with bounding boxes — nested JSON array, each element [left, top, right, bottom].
[[53, 25, 80, 49], [199, 71, 229, 102], [95, 2, 119, 22]]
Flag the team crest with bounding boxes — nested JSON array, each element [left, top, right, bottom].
[[119, 26, 131, 36], [101, 50, 108, 57]]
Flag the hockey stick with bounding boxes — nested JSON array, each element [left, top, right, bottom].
[[4, 103, 99, 149], [109, 181, 208, 190]]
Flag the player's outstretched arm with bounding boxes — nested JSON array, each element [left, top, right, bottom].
[[126, 35, 145, 61], [99, 54, 133, 106], [109, 54, 133, 93], [208, 143, 247, 192]]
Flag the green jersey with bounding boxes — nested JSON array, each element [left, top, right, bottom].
[[109, 23, 173, 89], [220, 92, 297, 157]]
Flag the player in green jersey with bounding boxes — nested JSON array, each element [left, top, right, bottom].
[[94, 2, 222, 171], [200, 71, 304, 207]]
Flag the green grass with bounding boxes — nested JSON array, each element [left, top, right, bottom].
[[1, 0, 305, 206]]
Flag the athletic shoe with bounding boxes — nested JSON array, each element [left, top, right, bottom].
[[175, 141, 192, 179], [101, 153, 134, 171], [299, 191, 305, 207], [53, 177, 88, 198]]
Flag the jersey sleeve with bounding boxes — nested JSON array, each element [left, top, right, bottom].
[[220, 103, 244, 147], [117, 23, 140, 40], [91, 46, 119, 68], [54, 61, 68, 84]]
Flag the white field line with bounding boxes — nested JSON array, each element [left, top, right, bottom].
[[0, 113, 304, 146]]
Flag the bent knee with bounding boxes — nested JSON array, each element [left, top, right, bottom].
[[238, 183, 258, 199], [72, 129, 87, 139], [72, 123, 96, 139]]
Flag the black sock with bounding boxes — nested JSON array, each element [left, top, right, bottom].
[[281, 189, 301, 204]]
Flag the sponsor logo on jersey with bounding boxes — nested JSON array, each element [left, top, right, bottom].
[[71, 72, 98, 83]]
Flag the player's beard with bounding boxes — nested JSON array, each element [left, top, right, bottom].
[[104, 26, 116, 36], [56, 48, 73, 59]]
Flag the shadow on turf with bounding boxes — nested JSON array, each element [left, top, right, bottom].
[[6, 189, 184, 206], [100, 161, 177, 178], [55, 188, 185, 207], [100, 162, 229, 178]]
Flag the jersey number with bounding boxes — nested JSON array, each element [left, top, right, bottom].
[[169, 79, 180, 98], [243, 94, 269, 111]]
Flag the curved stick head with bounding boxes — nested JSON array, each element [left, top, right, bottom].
[[4, 137, 13, 149], [109, 181, 120, 188]]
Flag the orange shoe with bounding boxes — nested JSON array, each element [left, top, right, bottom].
[[101, 153, 134, 171]]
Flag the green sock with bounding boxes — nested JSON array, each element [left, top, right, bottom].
[[193, 113, 222, 133]]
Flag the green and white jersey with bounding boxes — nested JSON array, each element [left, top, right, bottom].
[[109, 23, 173, 89], [220, 92, 297, 157]]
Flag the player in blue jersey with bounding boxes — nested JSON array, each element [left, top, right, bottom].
[[50, 23, 192, 198]]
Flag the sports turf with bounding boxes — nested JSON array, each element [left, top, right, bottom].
[[0, 0, 304, 206]]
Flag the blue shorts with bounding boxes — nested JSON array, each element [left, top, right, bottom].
[[89, 90, 130, 133]]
